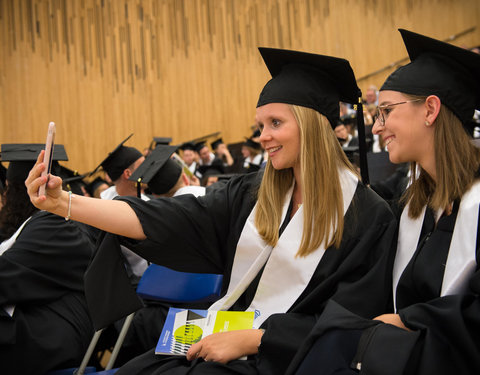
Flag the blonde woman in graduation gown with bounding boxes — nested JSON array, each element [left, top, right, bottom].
[[25, 48, 397, 375]]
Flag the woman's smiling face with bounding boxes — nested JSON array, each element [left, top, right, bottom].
[[256, 103, 301, 172], [373, 90, 430, 165]]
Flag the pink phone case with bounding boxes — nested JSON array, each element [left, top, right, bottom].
[[38, 122, 56, 197]]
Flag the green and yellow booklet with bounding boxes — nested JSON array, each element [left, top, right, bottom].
[[155, 308, 255, 355]]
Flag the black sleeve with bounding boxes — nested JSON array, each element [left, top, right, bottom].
[[0, 212, 93, 306], [118, 173, 257, 273]]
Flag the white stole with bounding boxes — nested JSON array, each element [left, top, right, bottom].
[[209, 168, 358, 328], [0, 216, 32, 317], [393, 180, 480, 310]]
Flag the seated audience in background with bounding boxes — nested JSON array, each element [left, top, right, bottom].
[[195, 141, 215, 167], [25, 46, 396, 375], [0, 144, 95, 375], [211, 138, 235, 170], [364, 84, 379, 106], [334, 122, 359, 148], [194, 141, 224, 180], [99, 134, 146, 200], [130, 145, 206, 199], [241, 136, 264, 172], [289, 29, 480, 375], [85, 176, 110, 198], [179, 142, 199, 177]]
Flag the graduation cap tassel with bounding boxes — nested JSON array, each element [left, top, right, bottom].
[[355, 94, 370, 186], [136, 178, 142, 198]]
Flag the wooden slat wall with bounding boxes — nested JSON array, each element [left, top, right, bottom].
[[1, 0, 479, 173]]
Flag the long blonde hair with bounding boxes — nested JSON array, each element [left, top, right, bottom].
[[254, 105, 358, 257], [402, 95, 480, 218]]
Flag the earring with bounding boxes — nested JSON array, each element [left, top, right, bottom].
[[425, 121, 430, 126]]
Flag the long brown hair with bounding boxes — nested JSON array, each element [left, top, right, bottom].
[[255, 105, 358, 257], [402, 95, 480, 218]]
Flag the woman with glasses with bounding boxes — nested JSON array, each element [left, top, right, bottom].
[[288, 29, 480, 375], [24, 48, 397, 375]]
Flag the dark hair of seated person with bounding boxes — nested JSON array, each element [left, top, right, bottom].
[[0, 181, 38, 241]]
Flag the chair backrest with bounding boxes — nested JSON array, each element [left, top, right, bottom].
[[136, 264, 223, 303], [48, 265, 223, 375]]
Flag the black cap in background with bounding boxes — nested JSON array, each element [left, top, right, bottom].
[[210, 138, 224, 150], [381, 29, 480, 130], [178, 142, 196, 152], [150, 137, 173, 149], [243, 137, 262, 150], [128, 145, 182, 196], [194, 141, 208, 153], [1, 143, 68, 183], [92, 134, 143, 182], [85, 177, 109, 197]]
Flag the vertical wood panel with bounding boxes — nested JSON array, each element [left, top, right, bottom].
[[0, 0, 479, 174]]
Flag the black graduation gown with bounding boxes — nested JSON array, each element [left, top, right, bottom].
[[100, 172, 397, 375], [0, 211, 95, 375], [287, 200, 480, 375]]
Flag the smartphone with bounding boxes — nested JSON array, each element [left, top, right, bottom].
[[38, 122, 56, 197]]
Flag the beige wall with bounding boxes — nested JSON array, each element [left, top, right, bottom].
[[1, 0, 479, 174]]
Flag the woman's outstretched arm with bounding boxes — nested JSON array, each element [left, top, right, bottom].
[[25, 150, 146, 240]]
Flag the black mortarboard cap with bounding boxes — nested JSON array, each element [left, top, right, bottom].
[[256, 47, 361, 128], [256, 47, 370, 184], [86, 177, 109, 197], [194, 141, 208, 153], [251, 129, 261, 138], [178, 142, 196, 151], [151, 137, 172, 148], [210, 138, 224, 150], [58, 165, 89, 195], [244, 137, 262, 150], [340, 113, 357, 125], [1, 143, 68, 183], [198, 164, 225, 176], [94, 134, 143, 182], [381, 29, 480, 129], [128, 145, 182, 195]]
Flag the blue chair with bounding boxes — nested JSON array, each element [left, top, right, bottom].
[[136, 264, 224, 303], [48, 265, 223, 375]]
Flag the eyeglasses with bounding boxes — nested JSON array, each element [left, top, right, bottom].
[[373, 99, 423, 126]]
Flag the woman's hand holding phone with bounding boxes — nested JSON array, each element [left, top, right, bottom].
[[25, 122, 67, 215]]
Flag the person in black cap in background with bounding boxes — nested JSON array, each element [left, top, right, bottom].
[[130, 145, 206, 199], [210, 138, 235, 170], [289, 29, 480, 375], [0, 144, 95, 375], [195, 141, 215, 167], [241, 136, 264, 173], [99, 134, 147, 200], [25, 47, 396, 375], [334, 120, 359, 149], [85, 176, 110, 198], [178, 142, 199, 177], [194, 141, 225, 181]]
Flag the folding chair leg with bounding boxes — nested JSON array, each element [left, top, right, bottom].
[[75, 329, 104, 375], [105, 312, 135, 370]]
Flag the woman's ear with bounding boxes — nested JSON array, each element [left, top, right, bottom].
[[425, 95, 441, 126]]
